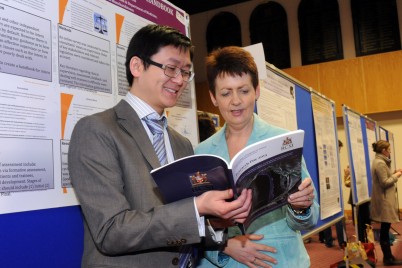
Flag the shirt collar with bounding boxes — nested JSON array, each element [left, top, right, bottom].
[[125, 92, 167, 122]]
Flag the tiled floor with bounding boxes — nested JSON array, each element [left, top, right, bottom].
[[305, 220, 402, 268]]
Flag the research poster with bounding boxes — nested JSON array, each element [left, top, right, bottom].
[[364, 119, 377, 171], [259, 67, 297, 131], [311, 94, 341, 219], [347, 111, 370, 203], [0, 0, 197, 214], [378, 127, 395, 170], [388, 131, 396, 172], [243, 43, 298, 131]]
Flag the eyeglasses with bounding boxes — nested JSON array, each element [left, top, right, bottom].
[[143, 58, 195, 82]]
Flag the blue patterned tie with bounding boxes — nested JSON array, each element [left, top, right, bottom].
[[179, 245, 193, 268], [145, 115, 167, 166], [146, 115, 192, 267]]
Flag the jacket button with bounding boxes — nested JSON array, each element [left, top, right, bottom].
[[172, 257, 179, 265]]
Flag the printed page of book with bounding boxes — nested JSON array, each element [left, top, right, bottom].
[[229, 130, 305, 228]]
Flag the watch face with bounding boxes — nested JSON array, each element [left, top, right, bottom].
[[294, 209, 305, 215], [289, 204, 310, 215]]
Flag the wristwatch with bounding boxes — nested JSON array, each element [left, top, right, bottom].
[[288, 204, 310, 215]]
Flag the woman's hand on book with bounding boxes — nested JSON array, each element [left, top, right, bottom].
[[287, 177, 314, 209], [224, 234, 277, 268], [195, 188, 252, 222]]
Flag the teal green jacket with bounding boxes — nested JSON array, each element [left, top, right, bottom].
[[195, 114, 319, 268]]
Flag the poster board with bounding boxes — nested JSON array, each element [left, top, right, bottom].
[[379, 126, 388, 141], [0, 0, 194, 267], [343, 106, 384, 240], [257, 63, 345, 237], [379, 127, 397, 172], [342, 106, 377, 205]]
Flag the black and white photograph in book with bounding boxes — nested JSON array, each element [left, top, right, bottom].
[[241, 152, 302, 228]]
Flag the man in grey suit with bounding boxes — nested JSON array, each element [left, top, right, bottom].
[[68, 24, 252, 267]]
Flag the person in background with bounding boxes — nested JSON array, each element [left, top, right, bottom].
[[318, 140, 347, 249], [68, 24, 252, 268], [370, 140, 402, 266], [195, 46, 319, 267], [198, 112, 217, 142], [344, 165, 352, 213]]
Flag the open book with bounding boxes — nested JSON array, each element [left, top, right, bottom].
[[151, 129, 304, 230]]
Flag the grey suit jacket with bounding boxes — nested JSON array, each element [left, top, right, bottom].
[[69, 100, 200, 267]]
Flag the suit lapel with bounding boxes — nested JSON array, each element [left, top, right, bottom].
[[167, 127, 187, 160], [167, 127, 178, 160], [114, 100, 161, 169]]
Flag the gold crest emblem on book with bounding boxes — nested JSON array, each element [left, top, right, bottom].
[[190, 171, 208, 184]]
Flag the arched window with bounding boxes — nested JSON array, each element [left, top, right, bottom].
[[206, 12, 242, 53], [250, 2, 290, 69], [298, 0, 343, 65], [351, 0, 401, 56]]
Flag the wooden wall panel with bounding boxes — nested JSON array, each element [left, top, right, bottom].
[[282, 64, 320, 91], [281, 50, 402, 116], [318, 58, 366, 116], [361, 51, 402, 113]]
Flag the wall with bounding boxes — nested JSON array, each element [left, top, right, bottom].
[[189, 0, 402, 82], [283, 50, 402, 116]]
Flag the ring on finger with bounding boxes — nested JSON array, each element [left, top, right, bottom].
[[307, 196, 312, 201], [253, 257, 257, 264]]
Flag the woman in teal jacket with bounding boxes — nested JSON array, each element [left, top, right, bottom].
[[195, 46, 319, 268]]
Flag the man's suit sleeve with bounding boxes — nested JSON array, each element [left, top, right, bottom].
[[69, 114, 200, 255]]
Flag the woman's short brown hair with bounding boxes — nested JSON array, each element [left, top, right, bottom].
[[205, 46, 258, 96]]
